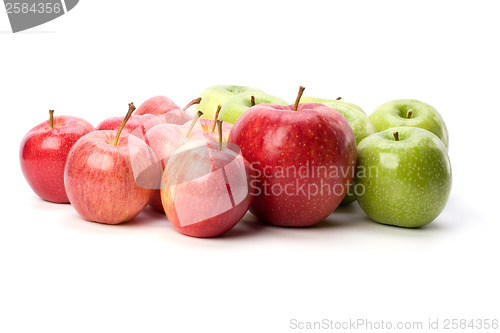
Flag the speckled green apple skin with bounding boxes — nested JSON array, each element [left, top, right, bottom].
[[355, 127, 452, 228], [369, 99, 449, 148], [300, 97, 376, 205], [196, 85, 262, 120], [300, 96, 366, 114], [219, 92, 288, 124]]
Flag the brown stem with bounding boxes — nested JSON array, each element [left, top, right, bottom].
[[250, 95, 256, 106], [49, 110, 54, 129], [114, 103, 136, 146], [183, 97, 202, 111], [407, 111, 413, 119], [216, 120, 223, 151], [293, 86, 305, 111], [336, 97, 342, 100], [186, 111, 203, 138], [211, 105, 222, 132], [393, 131, 399, 141]]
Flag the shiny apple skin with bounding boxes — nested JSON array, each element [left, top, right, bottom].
[[229, 103, 357, 227], [134, 95, 193, 124], [144, 123, 207, 213], [20, 116, 95, 203], [64, 131, 160, 224], [96, 114, 164, 141], [161, 141, 254, 238]]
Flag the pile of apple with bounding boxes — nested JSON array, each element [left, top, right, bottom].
[[20, 85, 452, 237]]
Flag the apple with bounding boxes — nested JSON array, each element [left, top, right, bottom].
[[144, 111, 207, 212], [188, 105, 234, 142], [196, 85, 262, 120], [299, 97, 376, 205], [229, 87, 357, 227], [161, 120, 254, 237], [134, 95, 200, 124], [96, 113, 162, 141], [64, 103, 161, 224], [368, 99, 449, 148], [218, 91, 288, 124], [354, 127, 452, 228], [300, 96, 366, 114], [20, 110, 95, 203]]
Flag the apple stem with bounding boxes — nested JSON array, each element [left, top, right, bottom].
[[216, 119, 223, 151], [407, 111, 413, 119], [393, 131, 399, 141], [211, 105, 222, 132], [336, 97, 342, 100], [250, 95, 256, 107], [183, 97, 202, 111], [114, 103, 136, 146], [186, 111, 203, 138], [49, 110, 54, 129], [293, 86, 306, 111]]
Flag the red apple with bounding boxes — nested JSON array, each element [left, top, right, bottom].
[[161, 121, 254, 237], [144, 111, 207, 212], [134, 95, 200, 125], [96, 113, 164, 142], [228, 87, 357, 227], [20, 110, 95, 203], [64, 103, 161, 224]]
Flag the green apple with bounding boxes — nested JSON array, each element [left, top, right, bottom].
[[300, 96, 366, 114], [300, 97, 376, 205], [369, 99, 449, 148], [354, 126, 452, 228], [219, 91, 288, 124], [196, 85, 262, 120]]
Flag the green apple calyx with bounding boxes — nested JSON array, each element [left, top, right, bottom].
[[393, 131, 399, 141]]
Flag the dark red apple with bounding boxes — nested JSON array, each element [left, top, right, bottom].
[[64, 103, 161, 224], [228, 87, 357, 227], [161, 120, 254, 237], [20, 110, 95, 203]]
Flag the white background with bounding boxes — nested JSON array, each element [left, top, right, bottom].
[[1, 1, 499, 332]]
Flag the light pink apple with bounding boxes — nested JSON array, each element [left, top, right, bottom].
[[64, 104, 161, 224]]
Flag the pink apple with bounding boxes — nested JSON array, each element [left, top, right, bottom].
[[96, 113, 165, 142], [144, 111, 207, 212], [20, 110, 95, 203], [194, 118, 233, 142], [161, 121, 254, 237], [229, 87, 357, 227], [187, 105, 233, 142], [134, 95, 200, 125], [64, 104, 161, 224]]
